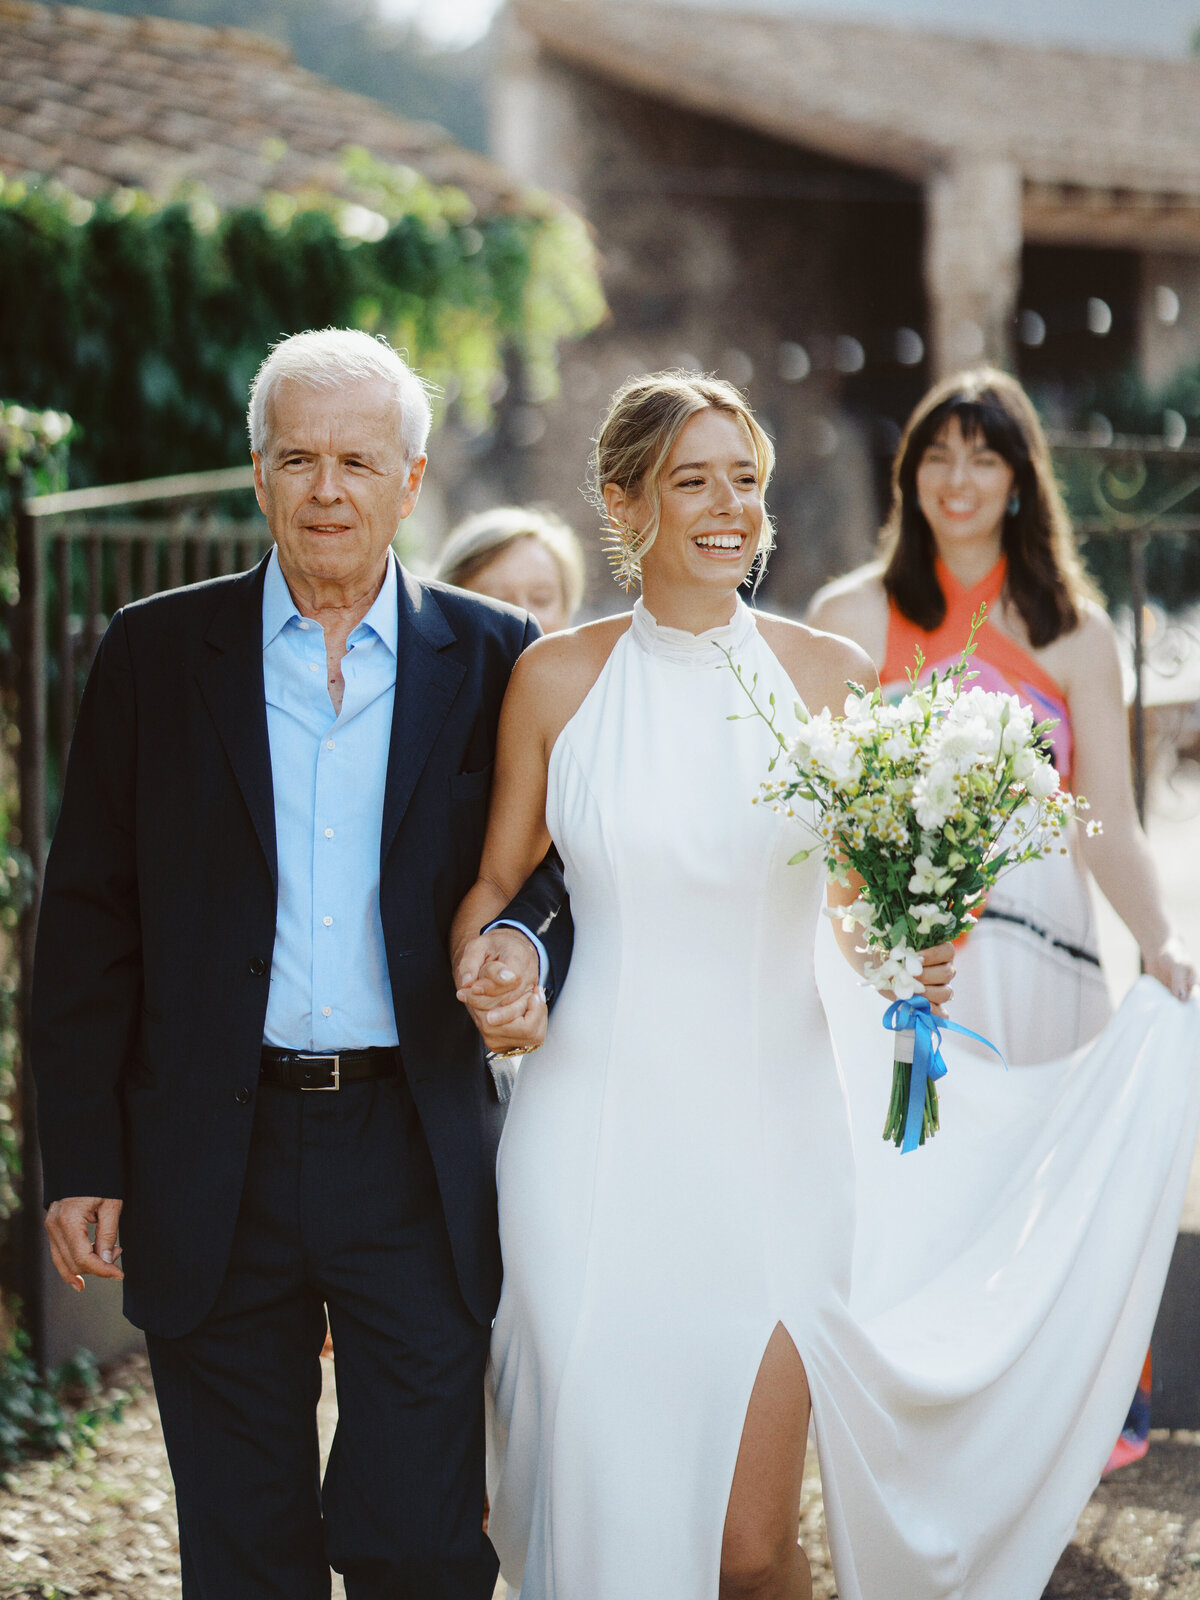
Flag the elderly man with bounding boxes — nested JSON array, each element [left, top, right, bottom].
[[32, 329, 569, 1599]]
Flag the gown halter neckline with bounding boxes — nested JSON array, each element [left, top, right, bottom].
[[630, 595, 757, 667]]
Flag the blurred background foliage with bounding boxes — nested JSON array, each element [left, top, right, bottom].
[[0, 155, 604, 488], [0, 409, 70, 1305]]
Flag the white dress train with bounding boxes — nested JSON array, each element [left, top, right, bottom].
[[486, 597, 1200, 1600]]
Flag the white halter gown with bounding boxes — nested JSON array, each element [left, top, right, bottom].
[[486, 597, 1200, 1600]]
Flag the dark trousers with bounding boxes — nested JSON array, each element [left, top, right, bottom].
[[145, 1074, 497, 1600]]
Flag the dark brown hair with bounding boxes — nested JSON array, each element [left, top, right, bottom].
[[880, 367, 1098, 646]]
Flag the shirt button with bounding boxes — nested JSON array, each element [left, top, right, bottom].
[[324, 828, 334, 839], [322, 915, 333, 927], [326, 739, 335, 750], [234, 1087, 252, 1106], [299, 621, 309, 631], [308, 662, 319, 673], [322, 1006, 332, 1017]]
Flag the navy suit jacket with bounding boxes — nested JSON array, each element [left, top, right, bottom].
[[32, 555, 572, 1337]]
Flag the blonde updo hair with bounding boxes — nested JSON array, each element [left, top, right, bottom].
[[589, 371, 776, 585], [435, 506, 586, 622]]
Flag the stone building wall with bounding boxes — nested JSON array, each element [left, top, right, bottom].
[[491, 43, 933, 614]]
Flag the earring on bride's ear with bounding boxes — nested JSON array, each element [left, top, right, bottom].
[[1007, 490, 1021, 517], [602, 517, 644, 592]]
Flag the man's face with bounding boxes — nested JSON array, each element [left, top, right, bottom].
[[253, 377, 426, 597]]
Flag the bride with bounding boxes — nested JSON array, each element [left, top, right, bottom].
[[452, 372, 1200, 1600]]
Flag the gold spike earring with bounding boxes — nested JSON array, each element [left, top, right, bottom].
[[602, 516, 644, 592]]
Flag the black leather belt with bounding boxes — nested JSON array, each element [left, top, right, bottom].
[[259, 1046, 402, 1091]]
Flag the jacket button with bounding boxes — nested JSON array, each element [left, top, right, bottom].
[[248, 957, 266, 977], [234, 1087, 252, 1106]]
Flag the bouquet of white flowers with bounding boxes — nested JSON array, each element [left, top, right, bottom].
[[725, 609, 1096, 1151]]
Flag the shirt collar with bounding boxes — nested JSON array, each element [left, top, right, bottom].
[[262, 547, 399, 656]]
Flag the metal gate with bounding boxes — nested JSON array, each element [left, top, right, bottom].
[[12, 464, 269, 1364]]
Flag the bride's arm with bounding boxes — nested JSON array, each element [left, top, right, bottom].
[[452, 620, 626, 1050], [451, 645, 558, 1050]]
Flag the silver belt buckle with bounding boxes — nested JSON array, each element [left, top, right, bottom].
[[298, 1052, 340, 1091]]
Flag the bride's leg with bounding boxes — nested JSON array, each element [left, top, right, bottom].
[[719, 1323, 813, 1600]]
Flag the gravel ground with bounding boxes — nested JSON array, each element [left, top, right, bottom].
[[5, 1354, 1200, 1598]]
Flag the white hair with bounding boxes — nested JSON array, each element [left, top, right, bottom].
[[247, 328, 435, 461]]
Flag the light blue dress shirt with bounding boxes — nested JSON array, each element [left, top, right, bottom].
[[260, 548, 549, 1051], [261, 548, 400, 1050]]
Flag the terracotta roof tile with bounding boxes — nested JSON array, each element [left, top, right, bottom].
[[0, 0, 534, 214]]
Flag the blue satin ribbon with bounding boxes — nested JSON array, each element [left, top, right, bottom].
[[881, 995, 1006, 1153]]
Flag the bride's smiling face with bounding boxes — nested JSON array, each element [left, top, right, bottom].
[[630, 409, 765, 594]]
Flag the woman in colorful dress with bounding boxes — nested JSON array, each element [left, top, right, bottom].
[[809, 366, 1195, 1469]]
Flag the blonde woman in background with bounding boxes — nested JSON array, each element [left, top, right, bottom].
[[437, 506, 586, 634]]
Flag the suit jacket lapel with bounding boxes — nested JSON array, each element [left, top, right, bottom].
[[381, 568, 465, 866], [195, 556, 278, 889]]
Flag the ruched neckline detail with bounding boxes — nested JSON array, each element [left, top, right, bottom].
[[629, 596, 757, 667]]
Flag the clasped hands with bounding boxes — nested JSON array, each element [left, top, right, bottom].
[[455, 925, 548, 1056]]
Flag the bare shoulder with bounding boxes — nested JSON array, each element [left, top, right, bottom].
[[805, 563, 888, 661], [757, 613, 878, 716], [807, 563, 885, 619], [1049, 598, 1126, 672], [505, 612, 634, 745], [1048, 598, 1122, 690]]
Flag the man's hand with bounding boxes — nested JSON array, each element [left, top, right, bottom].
[[456, 926, 547, 1055], [45, 1197, 124, 1292]]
